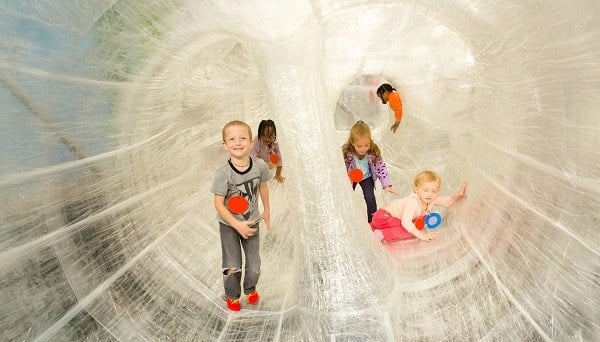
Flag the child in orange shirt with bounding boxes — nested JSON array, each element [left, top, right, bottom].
[[376, 83, 403, 133]]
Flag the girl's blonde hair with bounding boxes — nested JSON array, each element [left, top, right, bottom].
[[222, 120, 252, 142], [342, 121, 382, 161], [414, 170, 441, 188]]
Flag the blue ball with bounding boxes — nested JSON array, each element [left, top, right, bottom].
[[425, 212, 442, 229]]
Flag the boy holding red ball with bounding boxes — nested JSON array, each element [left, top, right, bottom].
[[211, 120, 271, 312]]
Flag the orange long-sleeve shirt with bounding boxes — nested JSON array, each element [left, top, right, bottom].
[[388, 90, 403, 123]]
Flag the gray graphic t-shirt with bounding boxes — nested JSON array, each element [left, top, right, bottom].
[[211, 157, 271, 224]]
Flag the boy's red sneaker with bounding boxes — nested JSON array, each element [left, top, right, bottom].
[[247, 291, 260, 304], [226, 298, 241, 311]]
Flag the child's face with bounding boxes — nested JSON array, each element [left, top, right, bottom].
[[378, 91, 389, 104], [352, 135, 370, 157], [260, 127, 276, 146], [414, 180, 440, 205], [223, 125, 252, 158]]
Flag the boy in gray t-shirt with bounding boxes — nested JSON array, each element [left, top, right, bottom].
[[211, 120, 271, 312]]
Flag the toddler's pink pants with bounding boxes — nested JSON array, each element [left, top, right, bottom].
[[370, 209, 416, 241]]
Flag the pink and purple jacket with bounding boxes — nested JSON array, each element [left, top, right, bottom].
[[343, 146, 392, 189], [250, 136, 282, 167]]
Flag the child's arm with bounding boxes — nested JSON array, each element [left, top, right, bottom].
[[274, 166, 284, 183], [342, 145, 355, 172], [389, 92, 403, 132], [434, 181, 468, 207], [400, 199, 437, 242], [372, 157, 397, 194], [273, 142, 284, 183], [214, 194, 256, 239], [259, 181, 271, 229], [389, 92, 403, 123], [273, 141, 283, 166]]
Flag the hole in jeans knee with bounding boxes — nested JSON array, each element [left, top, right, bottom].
[[223, 267, 240, 276]]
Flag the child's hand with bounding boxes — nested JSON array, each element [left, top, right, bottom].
[[390, 122, 400, 133], [456, 182, 468, 197], [274, 174, 285, 183], [383, 186, 399, 195], [452, 182, 468, 203], [235, 220, 258, 239], [262, 212, 271, 230], [418, 231, 438, 242]]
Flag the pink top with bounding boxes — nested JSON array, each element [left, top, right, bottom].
[[250, 136, 282, 167], [382, 193, 455, 232]]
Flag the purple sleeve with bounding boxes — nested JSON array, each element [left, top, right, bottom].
[[343, 149, 353, 171], [372, 157, 392, 188]]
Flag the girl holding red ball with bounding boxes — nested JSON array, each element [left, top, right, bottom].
[[343, 121, 397, 223], [250, 119, 284, 183]]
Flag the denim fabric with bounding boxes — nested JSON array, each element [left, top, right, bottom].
[[219, 222, 261, 299], [353, 176, 377, 223]]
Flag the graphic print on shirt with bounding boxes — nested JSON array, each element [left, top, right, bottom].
[[232, 176, 261, 220]]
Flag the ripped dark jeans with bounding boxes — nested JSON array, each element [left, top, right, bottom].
[[219, 222, 261, 299]]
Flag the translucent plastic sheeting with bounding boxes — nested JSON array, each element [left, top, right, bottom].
[[1, 0, 599, 341]]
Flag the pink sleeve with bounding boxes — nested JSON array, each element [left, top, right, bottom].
[[273, 141, 282, 166]]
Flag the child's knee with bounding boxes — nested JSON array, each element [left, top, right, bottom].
[[223, 267, 241, 276]]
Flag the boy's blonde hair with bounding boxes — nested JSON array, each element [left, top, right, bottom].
[[222, 120, 252, 142], [414, 170, 441, 188]]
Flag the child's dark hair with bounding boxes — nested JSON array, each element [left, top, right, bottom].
[[257, 119, 277, 139], [376, 83, 396, 97]]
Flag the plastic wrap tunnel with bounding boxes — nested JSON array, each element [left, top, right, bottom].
[[1, 1, 599, 341]]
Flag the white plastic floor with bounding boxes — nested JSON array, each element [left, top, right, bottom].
[[1, 1, 599, 341]]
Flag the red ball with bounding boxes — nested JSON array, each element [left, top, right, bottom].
[[348, 169, 364, 183], [413, 215, 426, 230], [269, 153, 280, 164], [227, 195, 249, 214]]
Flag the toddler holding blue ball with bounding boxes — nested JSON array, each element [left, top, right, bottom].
[[371, 170, 467, 242]]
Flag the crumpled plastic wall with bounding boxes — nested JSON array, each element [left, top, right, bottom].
[[1, 0, 599, 341]]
